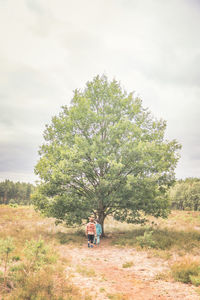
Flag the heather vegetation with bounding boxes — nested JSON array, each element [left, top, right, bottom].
[[1, 205, 200, 299], [0, 205, 89, 299]]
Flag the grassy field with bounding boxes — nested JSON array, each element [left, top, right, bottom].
[[1, 205, 200, 299], [108, 211, 200, 253], [0, 205, 87, 299]]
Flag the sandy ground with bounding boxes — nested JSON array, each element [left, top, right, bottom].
[[58, 239, 200, 300]]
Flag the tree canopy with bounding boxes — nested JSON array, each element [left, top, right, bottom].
[[169, 178, 200, 211], [33, 75, 181, 235], [0, 180, 35, 205]]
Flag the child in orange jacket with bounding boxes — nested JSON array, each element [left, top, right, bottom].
[[85, 217, 97, 248]]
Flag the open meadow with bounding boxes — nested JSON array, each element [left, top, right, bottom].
[[1, 205, 200, 299]]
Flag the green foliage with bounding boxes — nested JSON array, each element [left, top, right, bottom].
[[8, 239, 80, 299], [23, 238, 57, 272], [111, 228, 148, 247], [170, 258, 200, 284], [122, 261, 134, 268], [151, 231, 174, 250], [0, 206, 85, 299], [169, 177, 200, 211], [11, 255, 20, 262], [190, 275, 200, 287], [10, 239, 54, 286], [0, 179, 35, 205], [136, 231, 156, 248], [9, 202, 18, 208], [33, 74, 181, 234], [0, 237, 15, 257], [112, 227, 200, 251]]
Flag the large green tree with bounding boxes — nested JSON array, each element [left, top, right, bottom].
[[33, 75, 181, 235]]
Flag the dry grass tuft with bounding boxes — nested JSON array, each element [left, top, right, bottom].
[[76, 265, 96, 277], [170, 256, 200, 284], [122, 261, 134, 268]]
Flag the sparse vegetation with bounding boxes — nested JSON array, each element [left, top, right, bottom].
[[0, 237, 15, 291], [107, 293, 129, 300], [76, 265, 96, 277], [1, 205, 200, 299], [111, 225, 200, 253], [122, 261, 134, 268], [170, 257, 200, 284], [136, 230, 156, 248], [56, 230, 85, 245], [0, 205, 88, 299]]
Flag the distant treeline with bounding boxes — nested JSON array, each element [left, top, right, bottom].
[[169, 177, 200, 211], [0, 178, 200, 211], [0, 180, 35, 205]]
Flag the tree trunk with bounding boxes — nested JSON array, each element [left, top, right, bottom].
[[98, 211, 106, 237], [3, 191, 7, 204]]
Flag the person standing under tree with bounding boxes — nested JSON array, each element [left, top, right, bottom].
[[94, 219, 102, 246], [86, 217, 96, 248]]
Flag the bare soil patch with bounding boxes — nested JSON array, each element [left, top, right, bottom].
[[58, 239, 199, 300]]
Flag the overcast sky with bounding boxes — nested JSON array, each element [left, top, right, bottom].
[[0, 0, 199, 184]]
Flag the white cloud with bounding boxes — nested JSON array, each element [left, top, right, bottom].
[[0, 0, 199, 182]]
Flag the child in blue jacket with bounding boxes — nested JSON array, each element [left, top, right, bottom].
[[94, 219, 102, 246]]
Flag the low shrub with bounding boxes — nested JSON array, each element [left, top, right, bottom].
[[107, 293, 129, 300], [111, 226, 200, 252], [170, 257, 200, 284], [190, 275, 200, 286], [111, 228, 145, 247], [136, 231, 156, 249], [10, 264, 81, 300], [122, 261, 134, 268], [0, 237, 82, 299]]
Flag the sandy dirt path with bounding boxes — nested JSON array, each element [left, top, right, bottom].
[[58, 239, 199, 300]]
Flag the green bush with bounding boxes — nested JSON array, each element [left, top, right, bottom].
[[136, 231, 156, 248], [112, 227, 200, 252], [170, 258, 200, 284], [152, 232, 174, 250], [190, 275, 200, 286], [9, 239, 81, 299], [111, 228, 145, 246], [12, 255, 20, 261], [23, 238, 57, 271]]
